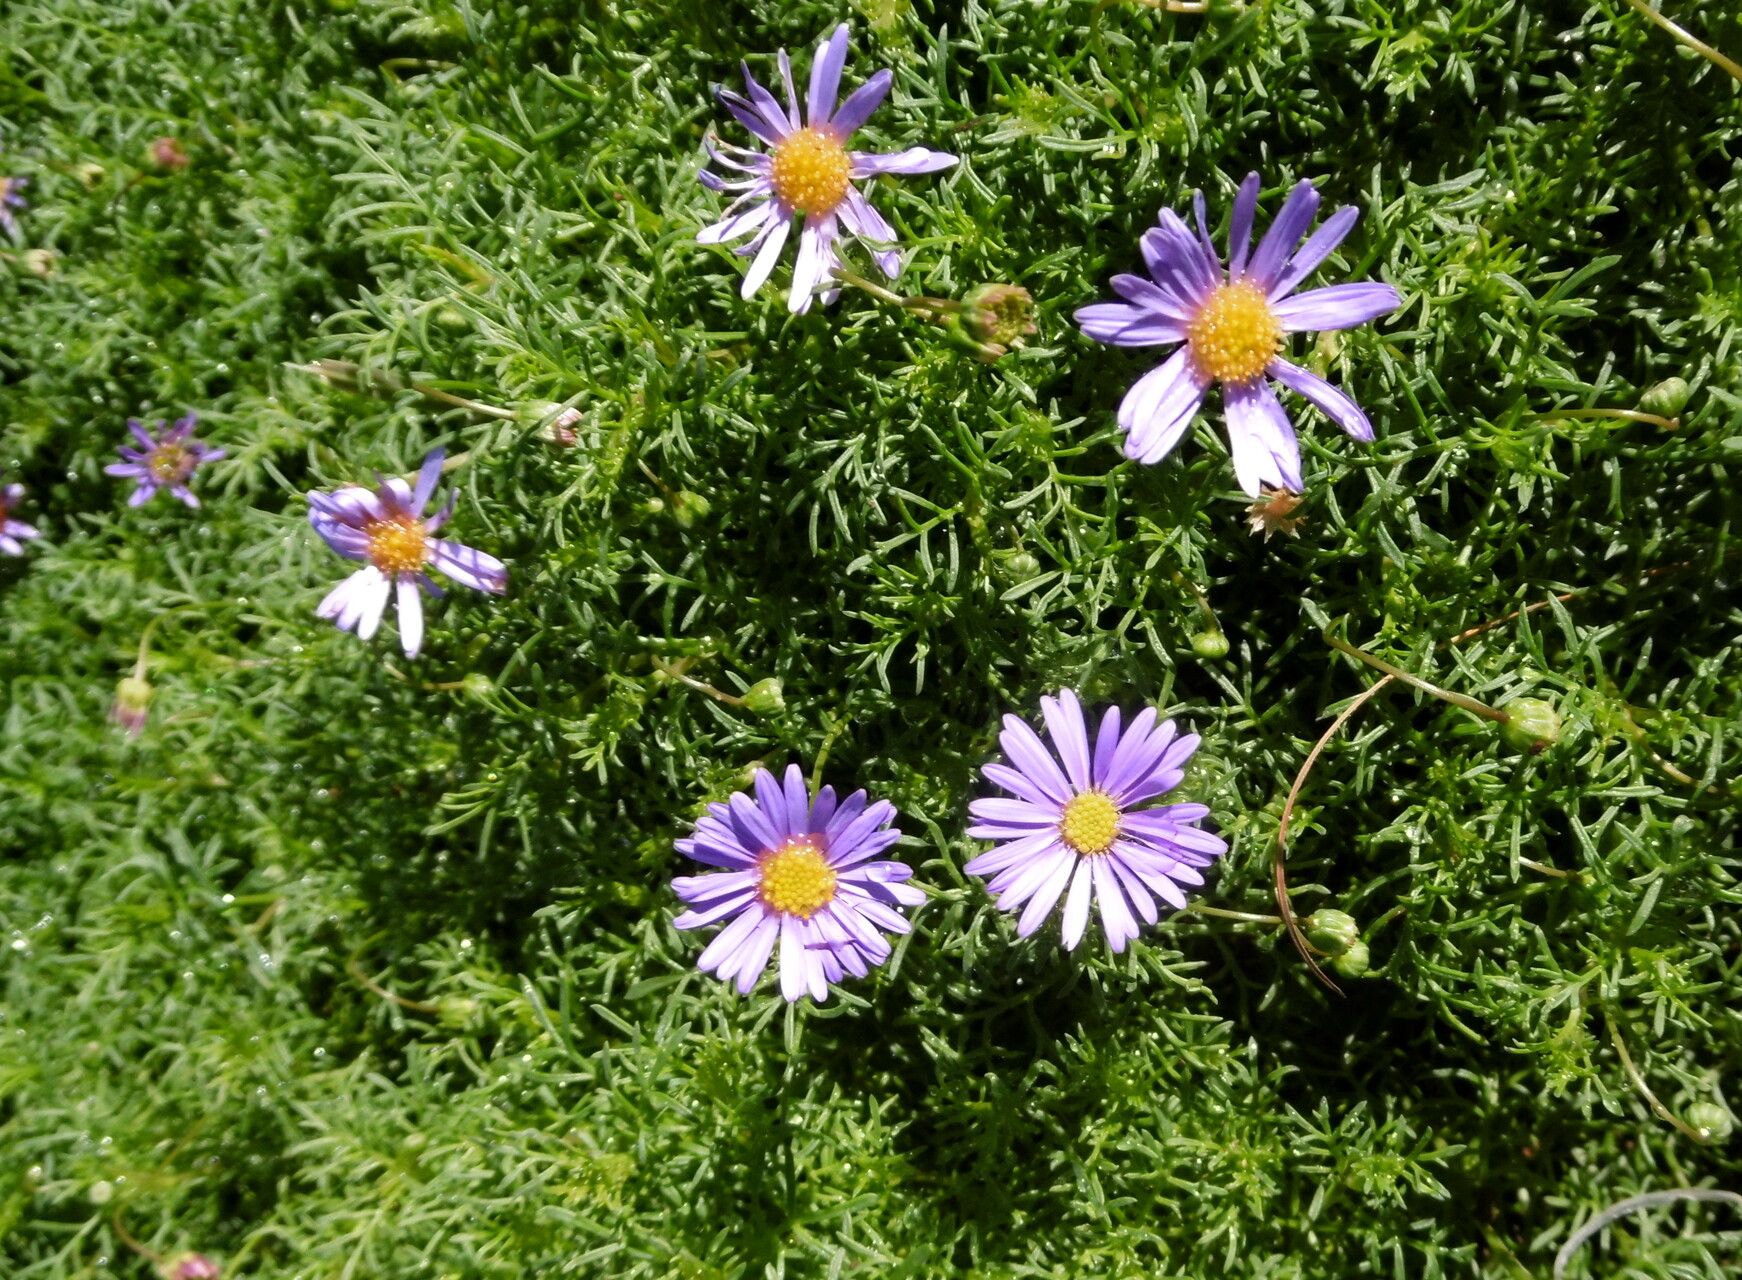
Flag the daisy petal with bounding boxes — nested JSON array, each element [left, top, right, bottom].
[[1272, 282, 1402, 332], [1117, 347, 1211, 465], [1244, 180, 1321, 292], [1224, 380, 1303, 496], [1267, 357, 1375, 442]]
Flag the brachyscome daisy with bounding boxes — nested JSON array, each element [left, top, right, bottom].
[[0, 478, 40, 556], [1075, 173, 1401, 495], [307, 448, 507, 659], [698, 23, 957, 313], [967, 690, 1227, 952], [673, 764, 922, 1002], [0, 176, 24, 240], [105, 413, 225, 508]]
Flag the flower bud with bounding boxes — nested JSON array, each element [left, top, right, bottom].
[[1190, 629, 1229, 660], [460, 673, 494, 701], [109, 676, 153, 738], [1499, 696, 1562, 754], [670, 490, 711, 529], [147, 136, 190, 172], [523, 401, 581, 447], [1685, 1101, 1733, 1143], [22, 248, 56, 278], [1303, 909, 1361, 957], [741, 678, 785, 716], [75, 161, 108, 189], [1329, 938, 1371, 979], [437, 996, 480, 1030], [962, 284, 1037, 352], [1637, 376, 1690, 419], [160, 1254, 221, 1280]]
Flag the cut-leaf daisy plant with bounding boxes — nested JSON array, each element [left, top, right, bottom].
[[697, 23, 957, 313], [672, 764, 923, 1003], [306, 448, 508, 659], [967, 690, 1228, 952], [0, 478, 40, 556], [104, 413, 225, 508], [1075, 173, 1402, 495]]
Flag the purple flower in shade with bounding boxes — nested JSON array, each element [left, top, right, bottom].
[[0, 479, 40, 556], [306, 448, 507, 659], [160, 1254, 220, 1280], [0, 176, 24, 239], [698, 23, 957, 313], [672, 764, 924, 1002], [966, 690, 1228, 953], [1075, 173, 1403, 496], [104, 413, 225, 508]]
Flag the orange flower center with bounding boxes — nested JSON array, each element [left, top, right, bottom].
[[769, 127, 852, 216], [758, 836, 838, 918], [1187, 280, 1283, 385], [1060, 790, 1120, 856], [364, 514, 429, 575]]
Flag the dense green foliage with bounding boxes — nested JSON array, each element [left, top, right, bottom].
[[3, 1, 1740, 1275]]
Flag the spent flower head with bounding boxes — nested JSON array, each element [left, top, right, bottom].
[[306, 448, 508, 659], [967, 690, 1227, 952], [1075, 173, 1401, 495], [159, 1255, 220, 1280], [148, 136, 190, 171], [105, 413, 225, 509], [0, 478, 41, 556], [672, 764, 922, 1002], [698, 23, 957, 313]]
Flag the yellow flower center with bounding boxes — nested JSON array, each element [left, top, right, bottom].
[[147, 445, 196, 484], [758, 836, 838, 918], [769, 127, 852, 216], [1187, 280, 1283, 385], [364, 514, 429, 575], [1059, 790, 1120, 856]]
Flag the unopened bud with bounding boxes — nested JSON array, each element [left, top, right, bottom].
[[147, 136, 190, 172], [742, 678, 785, 716], [524, 401, 582, 447], [1329, 938, 1371, 979], [962, 284, 1037, 352], [1190, 629, 1229, 660], [1685, 1101, 1733, 1143], [1637, 376, 1690, 419], [75, 161, 107, 189], [1303, 909, 1361, 957], [670, 490, 711, 528], [109, 676, 153, 737], [460, 673, 494, 701], [160, 1254, 221, 1280], [437, 996, 480, 1030], [1499, 696, 1562, 754], [23, 248, 56, 278]]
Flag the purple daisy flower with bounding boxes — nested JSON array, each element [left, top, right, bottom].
[[104, 413, 225, 508], [306, 448, 507, 659], [1075, 173, 1402, 495], [0, 176, 24, 240], [966, 690, 1228, 952], [0, 478, 40, 556], [673, 764, 923, 1003], [698, 23, 957, 313]]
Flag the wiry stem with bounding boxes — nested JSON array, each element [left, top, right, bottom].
[[1323, 633, 1507, 723], [1601, 1000, 1709, 1143], [1625, 0, 1742, 84], [1538, 406, 1679, 431]]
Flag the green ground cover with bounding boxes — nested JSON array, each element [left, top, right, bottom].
[[2, 1, 1739, 1276]]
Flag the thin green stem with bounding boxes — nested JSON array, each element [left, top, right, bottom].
[[1625, 0, 1742, 84], [1323, 633, 1507, 723]]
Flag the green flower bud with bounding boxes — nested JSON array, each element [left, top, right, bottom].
[[437, 996, 480, 1030], [1637, 376, 1690, 419], [75, 161, 108, 189], [1329, 938, 1371, 979], [1499, 696, 1562, 754], [110, 675, 154, 737], [1685, 1101, 1733, 1143], [741, 678, 785, 716], [671, 490, 711, 529], [22, 248, 57, 278], [461, 673, 494, 701], [1190, 629, 1229, 660], [1303, 909, 1361, 957], [997, 550, 1041, 583]]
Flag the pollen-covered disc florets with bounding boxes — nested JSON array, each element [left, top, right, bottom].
[[1187, 280, 1282, 384], [1059, 790, 1120, 855], [147, 445, 197, 485], [769, 127, 851, 215], [364, 514, 429, 575], [758, 836, 838, 918]]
